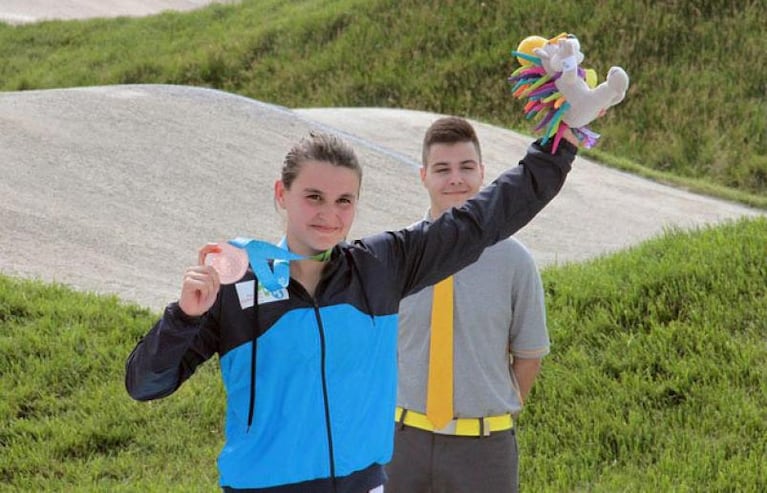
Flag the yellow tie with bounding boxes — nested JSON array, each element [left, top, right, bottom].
[[426, 275, 454, 429]]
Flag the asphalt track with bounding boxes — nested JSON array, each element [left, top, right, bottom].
[[0, 0, 237, 24], [1, 4, 763, 312]]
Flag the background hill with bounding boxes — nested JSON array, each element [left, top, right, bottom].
[[1, 0, 765, 202]]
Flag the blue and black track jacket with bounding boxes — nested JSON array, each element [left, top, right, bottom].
[[125, 139, 575, 492]]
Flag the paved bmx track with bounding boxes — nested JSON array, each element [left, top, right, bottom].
[[1, 85, 762, 311], [1, 5, 763, 311]]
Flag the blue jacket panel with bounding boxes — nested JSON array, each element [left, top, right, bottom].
[[217, 305, 397, 488]]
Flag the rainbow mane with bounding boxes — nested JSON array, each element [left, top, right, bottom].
[[508, 51, 600, 153]]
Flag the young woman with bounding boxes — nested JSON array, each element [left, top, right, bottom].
[[125, 130, 577, 492]]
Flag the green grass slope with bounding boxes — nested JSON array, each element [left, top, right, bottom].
[[1, 217, 765, 491], [0, 0, 765, 201]]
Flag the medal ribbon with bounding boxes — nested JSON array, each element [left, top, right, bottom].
[[228, 237, 332, 294]]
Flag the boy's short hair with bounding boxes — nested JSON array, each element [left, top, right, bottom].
[[421, 116, 482, 166]]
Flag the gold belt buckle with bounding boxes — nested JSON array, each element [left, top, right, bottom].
[[482, 417, 492, 436]]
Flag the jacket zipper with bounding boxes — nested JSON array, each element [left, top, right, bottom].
[[313, 300, 337, 492]]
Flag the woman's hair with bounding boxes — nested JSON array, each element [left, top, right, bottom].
[[281, 132, 362, 189], [421, 116, 482, 166]]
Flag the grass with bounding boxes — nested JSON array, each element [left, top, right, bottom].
[[0, 0, 765, 203], [0, 282, 225, 491], [528, 216, 767, 491], [2, 217, 765, 491]]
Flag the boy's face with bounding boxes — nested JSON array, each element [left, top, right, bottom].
[[420, 141, 484, 218]]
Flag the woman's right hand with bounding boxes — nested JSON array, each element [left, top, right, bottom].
[[178, 243, 222, 317]]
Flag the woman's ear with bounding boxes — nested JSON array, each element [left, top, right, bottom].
[[274, 180, 286, 209]]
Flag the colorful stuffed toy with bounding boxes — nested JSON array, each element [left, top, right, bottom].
[[509, 33, 629, 153]]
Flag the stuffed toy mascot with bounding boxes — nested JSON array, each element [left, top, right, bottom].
[[509, 33, 630, 153]]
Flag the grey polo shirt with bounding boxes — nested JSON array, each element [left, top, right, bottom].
[[396, 236, 549, 417]]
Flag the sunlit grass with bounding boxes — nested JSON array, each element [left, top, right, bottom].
[[1, 0, 765, 201], [1, 218, 765, 490]]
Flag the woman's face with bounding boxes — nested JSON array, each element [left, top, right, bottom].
[[275, 160, 360, 256]]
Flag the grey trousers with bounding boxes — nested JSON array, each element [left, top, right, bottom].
[[385, 425, 519, 493]]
